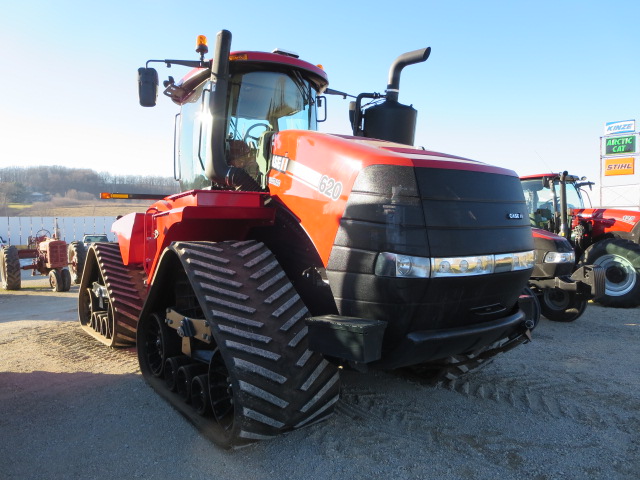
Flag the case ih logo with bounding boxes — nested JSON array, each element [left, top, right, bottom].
[[604, 120, 635, 135], [604, 157, 635, 176]]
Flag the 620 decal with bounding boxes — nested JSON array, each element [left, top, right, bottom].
[[318, 175, 343, 201]]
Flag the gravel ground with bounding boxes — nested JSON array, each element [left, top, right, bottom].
[[1, 274, 639, 480]]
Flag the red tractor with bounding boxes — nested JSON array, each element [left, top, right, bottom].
[[521, 172, 640, 307], [0, 223, 72, 292], [78, 31, 539, 448], [528, 227, 604, 321]]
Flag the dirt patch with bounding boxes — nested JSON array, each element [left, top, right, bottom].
[[0, 288, 638, 479]]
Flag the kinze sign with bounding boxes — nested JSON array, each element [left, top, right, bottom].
[[604, 120, 635, 135], [604, 157, 635, 176], [605, 135, 636, 155]]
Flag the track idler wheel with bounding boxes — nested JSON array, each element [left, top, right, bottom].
[[164, 356, 192, 392], [176, 363, 208, 402], [191, 374, 211, 416]]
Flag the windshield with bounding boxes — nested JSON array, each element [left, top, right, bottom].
[[521, 178, 585, 217], [176, 70, 318, 191], [225, 70, 318, 185], [84, 235, 108, 242], [227, 70, 317, 137]]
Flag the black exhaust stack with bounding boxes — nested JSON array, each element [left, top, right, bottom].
[[357, 47, 431, 146]]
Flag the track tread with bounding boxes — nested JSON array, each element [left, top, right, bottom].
[[79, 243, 146, 346], [169, 240, 341, 446]]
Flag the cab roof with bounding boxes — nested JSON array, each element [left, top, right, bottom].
[[166, 50, 328, 105]]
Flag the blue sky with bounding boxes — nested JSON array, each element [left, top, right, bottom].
[[1, 0, 638, 189]]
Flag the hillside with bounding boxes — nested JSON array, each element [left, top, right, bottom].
[[0, 165, 178, 216], [7, 201, 151, 217]]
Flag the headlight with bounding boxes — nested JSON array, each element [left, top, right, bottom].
[[431, 255, 494, 277], [544, 251, 575, 264], [374, 252, 431, 278], [375, 251, 535, 278], [495, 250, 536, 273]]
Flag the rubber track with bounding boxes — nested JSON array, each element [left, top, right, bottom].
[[170, 240, 341, 446], [88, 243, 146, 345]]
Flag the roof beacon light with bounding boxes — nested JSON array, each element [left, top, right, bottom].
[[196, 35, 209, 61]]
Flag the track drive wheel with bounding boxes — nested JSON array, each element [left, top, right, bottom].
[[580, 238, 640, 308], [68, 241, 86, 284], [49, 269, 63, 292], [0, 245, 21, 290], [539, 288, 587, 322], [137, 240, 341, 448], [139, 313, 181, 377]]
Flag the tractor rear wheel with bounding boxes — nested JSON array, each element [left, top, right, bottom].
[[137, 240, 340, 448], [539, 288, 587, 322], [68, 241, 86, 284], [581, 238, 640, 308], [1, 245, 21, 290]]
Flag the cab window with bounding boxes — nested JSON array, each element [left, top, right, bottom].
[[225, 70, 318, 185]]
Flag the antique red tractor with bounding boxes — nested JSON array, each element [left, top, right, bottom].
[[0, 223, 72, 292]]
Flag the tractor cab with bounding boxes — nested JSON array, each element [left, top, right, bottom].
[[520, 173, 591, 233], [138, 33, 328, 192]]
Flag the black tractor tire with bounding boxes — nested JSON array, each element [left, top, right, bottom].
[[539, 288, 587, 322], [580, 238, 640, 308], [60, 268, 72, 292], [137, 240, 341, 448], [1, 245, 21, 290], [68, 241, 86, 284], [49, 269, 63, 292]]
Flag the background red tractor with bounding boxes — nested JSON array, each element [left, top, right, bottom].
[[521, 171, 640, 307], [0, 222, 72, 292]]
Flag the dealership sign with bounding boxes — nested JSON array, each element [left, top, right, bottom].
[[604, 119, 635, 135], [604, 157, 635, 176], [605, 135, 636, 155]]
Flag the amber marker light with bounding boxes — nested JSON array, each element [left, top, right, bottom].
[[100, 192, 131, 199], [196, 35, 208, 58]]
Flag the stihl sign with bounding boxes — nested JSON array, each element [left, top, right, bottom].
[[604, 120, 635, 135], [604, 157, 635, 176]]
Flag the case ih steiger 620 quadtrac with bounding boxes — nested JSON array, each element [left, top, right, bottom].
[[522, 172, 640, 308], [78, 31, 538, 447]]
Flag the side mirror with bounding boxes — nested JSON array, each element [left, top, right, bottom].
[[317, 95, 327, 123], [138, 67, 159, 107]]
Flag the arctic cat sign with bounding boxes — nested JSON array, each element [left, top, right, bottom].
[[605, 135, 636, 155]]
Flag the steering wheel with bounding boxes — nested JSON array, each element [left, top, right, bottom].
[[35, 229, 52, 239], [243, 123, 271, 145], [537, 202, 554, 212]]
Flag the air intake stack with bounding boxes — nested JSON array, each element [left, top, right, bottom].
[[356, 47, 431, 146]]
